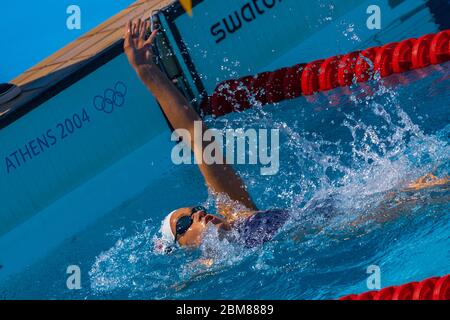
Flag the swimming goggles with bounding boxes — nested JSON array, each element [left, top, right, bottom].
[[174, 206, 207, 242]]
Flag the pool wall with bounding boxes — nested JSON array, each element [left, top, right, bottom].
[[0, 54, 172, 237], [0, 54, 174, 281]]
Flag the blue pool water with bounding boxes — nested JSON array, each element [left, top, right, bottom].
[[1, 61, 448, 300]]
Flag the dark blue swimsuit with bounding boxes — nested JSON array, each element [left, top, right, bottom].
[[234, 209, 289, 248]]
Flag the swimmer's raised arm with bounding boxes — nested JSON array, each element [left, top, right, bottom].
[[124, 19, 257, 213]]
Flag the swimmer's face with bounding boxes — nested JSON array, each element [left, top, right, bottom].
[[170, 207, 221, 247]]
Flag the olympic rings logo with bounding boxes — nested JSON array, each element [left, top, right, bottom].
[[93, 81, 127, 114]]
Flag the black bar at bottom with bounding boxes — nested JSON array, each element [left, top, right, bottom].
[[0, 299, 447, 317]]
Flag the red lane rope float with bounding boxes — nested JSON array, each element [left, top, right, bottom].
[[430, 30, 450, 64], [201, 29, 450, 117], [318, 56, 340, 90], [354, 47, 378, 82], [301, 59, 324, 95], [337, 52, 360, 86], [412, 34, 434, 68], [339, 274, 450, 300], [374, 42, 397, 77], [283, 63, 304, 99], [392, 39, 415, 73]]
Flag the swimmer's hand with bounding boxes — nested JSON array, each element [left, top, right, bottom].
[[404, 173, 449, 191], [124, 19, 158, 72], [184, 259, 215, 271], [198, 259, 214, 267]]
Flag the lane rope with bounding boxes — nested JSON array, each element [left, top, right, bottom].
[[201, 30, 450, 117], [339, 274, 450, 300]]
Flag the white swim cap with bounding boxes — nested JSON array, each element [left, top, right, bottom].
[[160, 210, 176, 243], [154, 210, 178, 254]]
